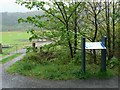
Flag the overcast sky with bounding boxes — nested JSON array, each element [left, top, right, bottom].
[[0, 0, 37, 12], [0, 0, 117, 12]]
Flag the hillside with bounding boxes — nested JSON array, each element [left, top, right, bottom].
[[1, 11, 44, 32]]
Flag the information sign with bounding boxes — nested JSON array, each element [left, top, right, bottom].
[[85, 42, 106, 49]]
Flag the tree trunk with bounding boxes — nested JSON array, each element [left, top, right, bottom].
[[117, 25, 120, 59], [105, 2, 112, 60], [112, 1, 115, 57], [116, 3, 120, 59], [92, 14, 98, 42], [66, 23, 73, 58], [92, 13, 98, 64], [74, 7, 77, 55]]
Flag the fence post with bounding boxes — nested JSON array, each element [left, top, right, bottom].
[[32, 42, 36, 48], [81, 37, 86, 73], [0, 43, 2, 54], [101, 36, 107, 72]]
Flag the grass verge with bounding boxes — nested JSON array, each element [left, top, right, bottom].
[[6, 59, 116, 80], [0, 53, 21, 64]]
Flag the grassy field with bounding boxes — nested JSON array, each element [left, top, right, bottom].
[[0, 31, 30, 56], [0, 31, 30, 44]]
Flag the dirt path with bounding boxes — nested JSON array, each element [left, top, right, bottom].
[[0, 41, 119, 88]]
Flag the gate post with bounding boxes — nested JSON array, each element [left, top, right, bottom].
[[101, 36, 107, 72], [0, 43, 2, 54], [81, 37, 86, 73]]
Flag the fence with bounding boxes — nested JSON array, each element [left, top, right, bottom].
[[1, 43, 29, 55]]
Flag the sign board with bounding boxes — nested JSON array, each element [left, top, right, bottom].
[[81, 36, 107, 73], [85, 42, 106, 49]]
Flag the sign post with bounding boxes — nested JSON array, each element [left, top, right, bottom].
[[81, 37, 86, 73], [101, 36, 107, 72], [81, 36, 107, 73]]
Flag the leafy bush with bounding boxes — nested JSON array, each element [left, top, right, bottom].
[[109, 57, 120, 68], [72, 51, 81, 65], [52, 47, 72, 64], [22, 52, 42, 63], [26, 46, 37, 53]]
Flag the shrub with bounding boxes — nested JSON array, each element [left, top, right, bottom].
[[22, 52, 41, 63], [109, 57, 120, 68], [26, 46, 37, 53], [96, 70, 113, 79]]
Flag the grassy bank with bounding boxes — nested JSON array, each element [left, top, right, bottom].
[[0, 53, 21, 64], [7, 59, 117, 80], [6, 43, 119, 80]]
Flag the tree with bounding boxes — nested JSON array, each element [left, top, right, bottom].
[[112, 1, 115, 56], [16, 0, 120, 61], [16, 0, 81, 58], [116, 1, 120, 59], [105, 1, 112, 60], [111, 1, 120, 57], [83, 2, 104, 63]]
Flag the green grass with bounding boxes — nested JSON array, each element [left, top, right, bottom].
[[0, 53, 21, 64], [0, 31, 30, 56], [6, 60, 79, 80], [6, 59, 116, 80], [0, 31, 30, 44]]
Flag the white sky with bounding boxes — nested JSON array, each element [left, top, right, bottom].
[[0, 0, 37, 12], [0, 0, 117, 12]]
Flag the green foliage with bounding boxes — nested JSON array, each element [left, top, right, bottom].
[[52, 47, 72, 64], [96, 70, 113, 79], [24, 43, 72, 65], [18, 15, 45, 28], [26, 46, 37, 53], [108, 57, 120, 69], [15, 1, 120, 60], [22, 52, 42, 63], [27, 29, 39, 42]]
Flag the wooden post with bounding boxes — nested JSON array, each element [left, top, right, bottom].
[[32, 42, 36, 48], [101, 36, 107, 72], [81, 37, 86, 73], [0, 43, 2, 54], [32, 41, 36, 52]]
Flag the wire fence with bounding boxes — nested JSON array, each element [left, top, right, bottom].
[[1, 40, 52, 56], [1, 43, 30, 55]]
